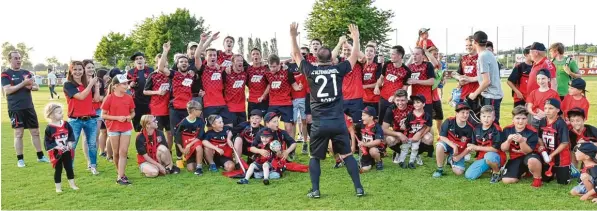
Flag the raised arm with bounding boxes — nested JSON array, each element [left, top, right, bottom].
[[289, 23, 304, 68], [347, 24, 360, 68], [332, 36, 347, 64], [158, 41, 171, 76]]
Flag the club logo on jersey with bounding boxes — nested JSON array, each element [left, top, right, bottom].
[[233, 80, 244, 88], [460, 136, 468, 143], [362, 133, 374, 143], [411, 72, 421, 80], [271, 81, 282, 89], [386, 74, 397, 82], [251, 75, 263, 83], [211, 73, 222, 80], [159, 83, 170, 91], [364, 73, 373, 80], [541, 127, 557, 150], [182, 78, 193, 87], [464, 66, 474, 74], [410, 123, 423, 134], [222, 60, 232, 67], [55, 135, 68, 146]]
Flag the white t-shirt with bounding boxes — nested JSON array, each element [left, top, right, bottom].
[[47, 73, 57, 85]]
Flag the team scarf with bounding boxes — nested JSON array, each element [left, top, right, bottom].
[[143, 129, 159, 161]]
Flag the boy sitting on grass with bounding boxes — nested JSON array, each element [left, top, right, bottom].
[[570, 142, 597, 201], [464, 105, 505, 183], [238, 128, 280, 185]]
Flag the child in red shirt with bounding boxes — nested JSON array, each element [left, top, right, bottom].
[[562, 78, 590, 122], [526, 69, 559, 129]]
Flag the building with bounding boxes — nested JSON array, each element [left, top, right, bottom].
[[566, 52, 597, 68]]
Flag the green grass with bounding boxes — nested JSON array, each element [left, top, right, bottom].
[[3, 79, 597, 210]]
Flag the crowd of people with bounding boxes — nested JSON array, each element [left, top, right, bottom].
[[2, 23, 597, 202]]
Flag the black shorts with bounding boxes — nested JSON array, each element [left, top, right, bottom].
[[502, 154, 540, 179], [156, 115, 171, 131], [186, 151, 198, 164], [542, 164, 571, 185], [133, 103, 150, 132], [343, 98, 364, 123], [230, 112, 247, 126], [423, 103, 433, 116], [169, 108, 188, 132], [100, 120, 106, 130], [9, 108, 39, 129], [305, 94, 311, 115], [214, 154, 233, 167], [377, 97, 392, 121], [432, 100, 443, 120], [248, 100, 269, 116], [203, 106, 233, 126], [268, 105, 293, 123], [310, 119, 351, 159], [513, 100, 526, 108], [360, 147, 385, 167]]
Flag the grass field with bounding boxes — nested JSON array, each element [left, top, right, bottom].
[[2, 79, 597, 210]]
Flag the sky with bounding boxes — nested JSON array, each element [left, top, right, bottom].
[[1, 0, 596, 65]]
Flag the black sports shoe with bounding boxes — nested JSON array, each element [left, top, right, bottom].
[[408, 162, 416, 169], [170, 166, 181, 174], [100, 152, 107, 158], [194, 168, 203, 176], [376, 161, 384, 170], [263, 179, 270, 185], [307, 189, 320, 198], [116, 177, 131, 186], [333, 161, 344, 168], [399, 162, 407, 169], [123, 175, 132, 184], [356, 188, 365, 197]]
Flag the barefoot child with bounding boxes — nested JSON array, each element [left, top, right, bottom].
[[44, 103, 79, 192], [174, 101, 205, 175]]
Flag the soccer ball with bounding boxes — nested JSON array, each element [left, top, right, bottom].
[[270, 140, 282, 153]]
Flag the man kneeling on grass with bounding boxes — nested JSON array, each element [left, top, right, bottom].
[[500, 106, 542, 187], [136, 115, 180, 177], [238, 128, 281, 185], [570, 143, 597, 201], [354, 106, 385, 171], [432, 102, 475, 178], [464, 105, 505, 183]]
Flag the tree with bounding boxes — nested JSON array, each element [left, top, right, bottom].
[[46, 56, 60, 70], [237, 37, 245, 57], [2, 42, 33, 68], [33, 63, 48, 73], [305, 0, 394, 50], [246, 37, 254, 59], [586, 46, 597, 53], [270, 38, 279, 56], [263, 41, 270, 58], [94, 32, 133, 67]]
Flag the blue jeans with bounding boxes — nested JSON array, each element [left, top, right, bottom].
[[68, 118, 98, 167], [482, 98, 502, 125], [464, 151, 501, 180]]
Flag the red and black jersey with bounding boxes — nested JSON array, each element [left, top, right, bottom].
[[473, 124, 506, 165], [382, 104, 413, 133], [502, 124, 539, 160], [405, 111, 432, 138], [265, 69, 295, 106], [507, 62, 532, 103], [339, 58, 363, 100], [439, 117, 476, 156], [223, 70, 247, 112], [232, 121, 264, 149], [408, 62, 435, 104], [380, 62, 411, 100], [204, 126, 233, 158], [217, 50, 233, 66], [247, 65, 269, 103], [538, 117, 570, 166], [568, 124, 597, 147], [201, 65, 226, 107], [169, 71, 194, 109], [306, 53, 317, 64], [354, 122, 385, 149], [144, 72, 171, 116], [44, 121, 75, 151], [127, 66, 153, 104], [135, 130, 167, 165], [362, 61, 382, 103], [174, 117, 205, 148], [457, 54, 479, 100]]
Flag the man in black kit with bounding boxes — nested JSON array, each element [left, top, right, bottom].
[[290, 22, 364, 198]]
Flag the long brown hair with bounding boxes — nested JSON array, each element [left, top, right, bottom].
[[67, 61, 88, 87]]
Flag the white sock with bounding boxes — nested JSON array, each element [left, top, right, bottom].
[[68, 179, 79, 190], [409, 141, 420, 163], [55, 183, 62, 192], [399, 143, 411, 163]]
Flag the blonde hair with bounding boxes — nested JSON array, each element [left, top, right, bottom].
[[44, 103, 63, 119], [140, 114, 155, 130], [187, 100, 203, 113], [549, 42, 565, 55], [207, 114, 222, 126], [480, 105, 495, 115]]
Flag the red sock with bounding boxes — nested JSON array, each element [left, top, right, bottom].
[[531, 178, 542, 188]]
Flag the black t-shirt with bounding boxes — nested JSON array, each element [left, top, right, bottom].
[[507, 62, 532, 96], [501, 125, 538, 160], [354, 122, 384, 144], [300, 60, 351, 121], [287, 63, 299, 73], [1, 69, 34, 111], [127, 67, 154, 105], [174, 117, 205, 146], [569, 125, 597, 145], [252, 128, 296, 148], [405, 111, 432, 136], [135, 130, 167, 156], [538, 117, 570, 166]]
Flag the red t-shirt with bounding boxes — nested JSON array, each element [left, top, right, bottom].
[[362, 62, 382, 103], [217, 50, 233, 66], [527, 89, 560, 113], [246, 65, 269, 103], [101, 93, 135, 132], [224, 70, 247, 112], [169, 71, 194, 110], [417, 39, 435, 50], [562, 95, 590, 120], [380, 62, 411, 100], [306, 54, 318, 65], [458, 54, 479, 100], [528, 57, 556, 93], [291, 71, 309, 99], [201, 65, 226, 107], [64, 82, 95, 117], [144, 72, 170, 116], [408, 62, 435, 104], [341, 59, 364, 100], [265, 69, 295, 106]]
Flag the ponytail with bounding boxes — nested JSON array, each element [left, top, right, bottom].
[[107, 77, 117, 95]]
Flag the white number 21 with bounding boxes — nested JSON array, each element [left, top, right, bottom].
[[315, 74, 338, 98]]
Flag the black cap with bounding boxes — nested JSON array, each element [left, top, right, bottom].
[[570, 78, 587, 91], [567, 107, 586, 119], [455, 102, 471, 112], [545, 98, 561, 110], [410, 94, 426, 104], [264, 112, 280, 123], [530, 42, 546, 51], [577, 142, 597, 160], [473, 31, 488, 44], [130, 52, 145, 61], [260, 128, 274, 138], [108, 68, 122, 78], [249, 109, 263, 117], [362, 106, 377, 118], [537, 68, 551, 78]]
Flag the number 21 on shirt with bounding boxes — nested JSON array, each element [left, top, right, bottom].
[[315, 74, 338, 98]]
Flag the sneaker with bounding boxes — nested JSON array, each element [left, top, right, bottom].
[[123, 175, 132, 184], [90, 167, 99, 175], [38, 156, 50, 163], [415, 155, 423, 166], [356, 188, 365, 197], [333, 161, 344, 169], [237, 178, 249, 184], [302, 144, 308, 155], [194, 168, 203, 176], [17, 160, 25, 168], [490, 173, 500, 184], [408, 162, 416, 169], [392, 152, 400, 164], [307, 189, 321, 198], [176, 160, 185, 169], [432, 169, 444, 178], [288, 151, 296, 161], [376, 161, 383, 170], [531, 178, 542, 188], [209, 164, 218, 172], [464, 153, 471, 162], [100, 152, 107, 158], [107, 157, 113, 162], [399, 162, 407, 169], [570, 165, 581, 179], [263, 179, 270, 185], [86, 165, 91, 171], [297, 135, 304, 143], [116, 178, 131, 186], [171, 166, 181, 174]]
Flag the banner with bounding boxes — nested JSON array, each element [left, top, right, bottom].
[[579, 68, 597, 76]]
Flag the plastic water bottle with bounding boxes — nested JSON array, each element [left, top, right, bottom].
[[541, 151, 551, 163]]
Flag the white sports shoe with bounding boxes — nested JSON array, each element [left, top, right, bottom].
[[90, 167, 99, 175], [464, 154, 471, 162], [17, 160, 26, 167], [393, 153, 400, 164]]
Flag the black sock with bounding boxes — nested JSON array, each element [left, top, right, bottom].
[[17, 154, 24, 160], [418, 143, 428, 155], [343, 156, 363, 189], [36, 151, 44, 159], [309, 158, 321, 191], [427, 143, 434, 157], [307, 123, 312, 136], [389, 144, 401, 153]]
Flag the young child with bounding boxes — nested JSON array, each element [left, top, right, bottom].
[[570, 143, 597, 201], [202, 115, 235, 172], [538, 98, 570, 185], [354, 106, 385, 172], [399, 95, 432, 169], [526, 69, 560, 129], [44, 103, 79, 193], [464, 105, 505, 183], [449, 84, 462, 107], [238, 128, 280, 185], [562, 78, 590, 122], [432, 102, 475, 178], [567, 108, 597, 166], [174, 100, 205, 175]]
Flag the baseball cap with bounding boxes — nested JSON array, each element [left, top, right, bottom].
[[410, 94, 426, 104], [576, 142, 597, 161], [455, 102, 471, 112], [108, 68, 122, 78], [260, 128, 274, 138], [188, 41, 199, 49], [419, 28, 430, 34], [545, 98, 561, 110], [570, 78, 587, 91], [530, 42, 547, 51], [264, 112, 280, 123], [537, 68, 551, 78], [473, 31, 488, 44], [249, 109, 263, 117], [567, 107, 586, 119], [362, 106, 377, 118], [114, 74, 129, 84], [130, 52, 145, 61]]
